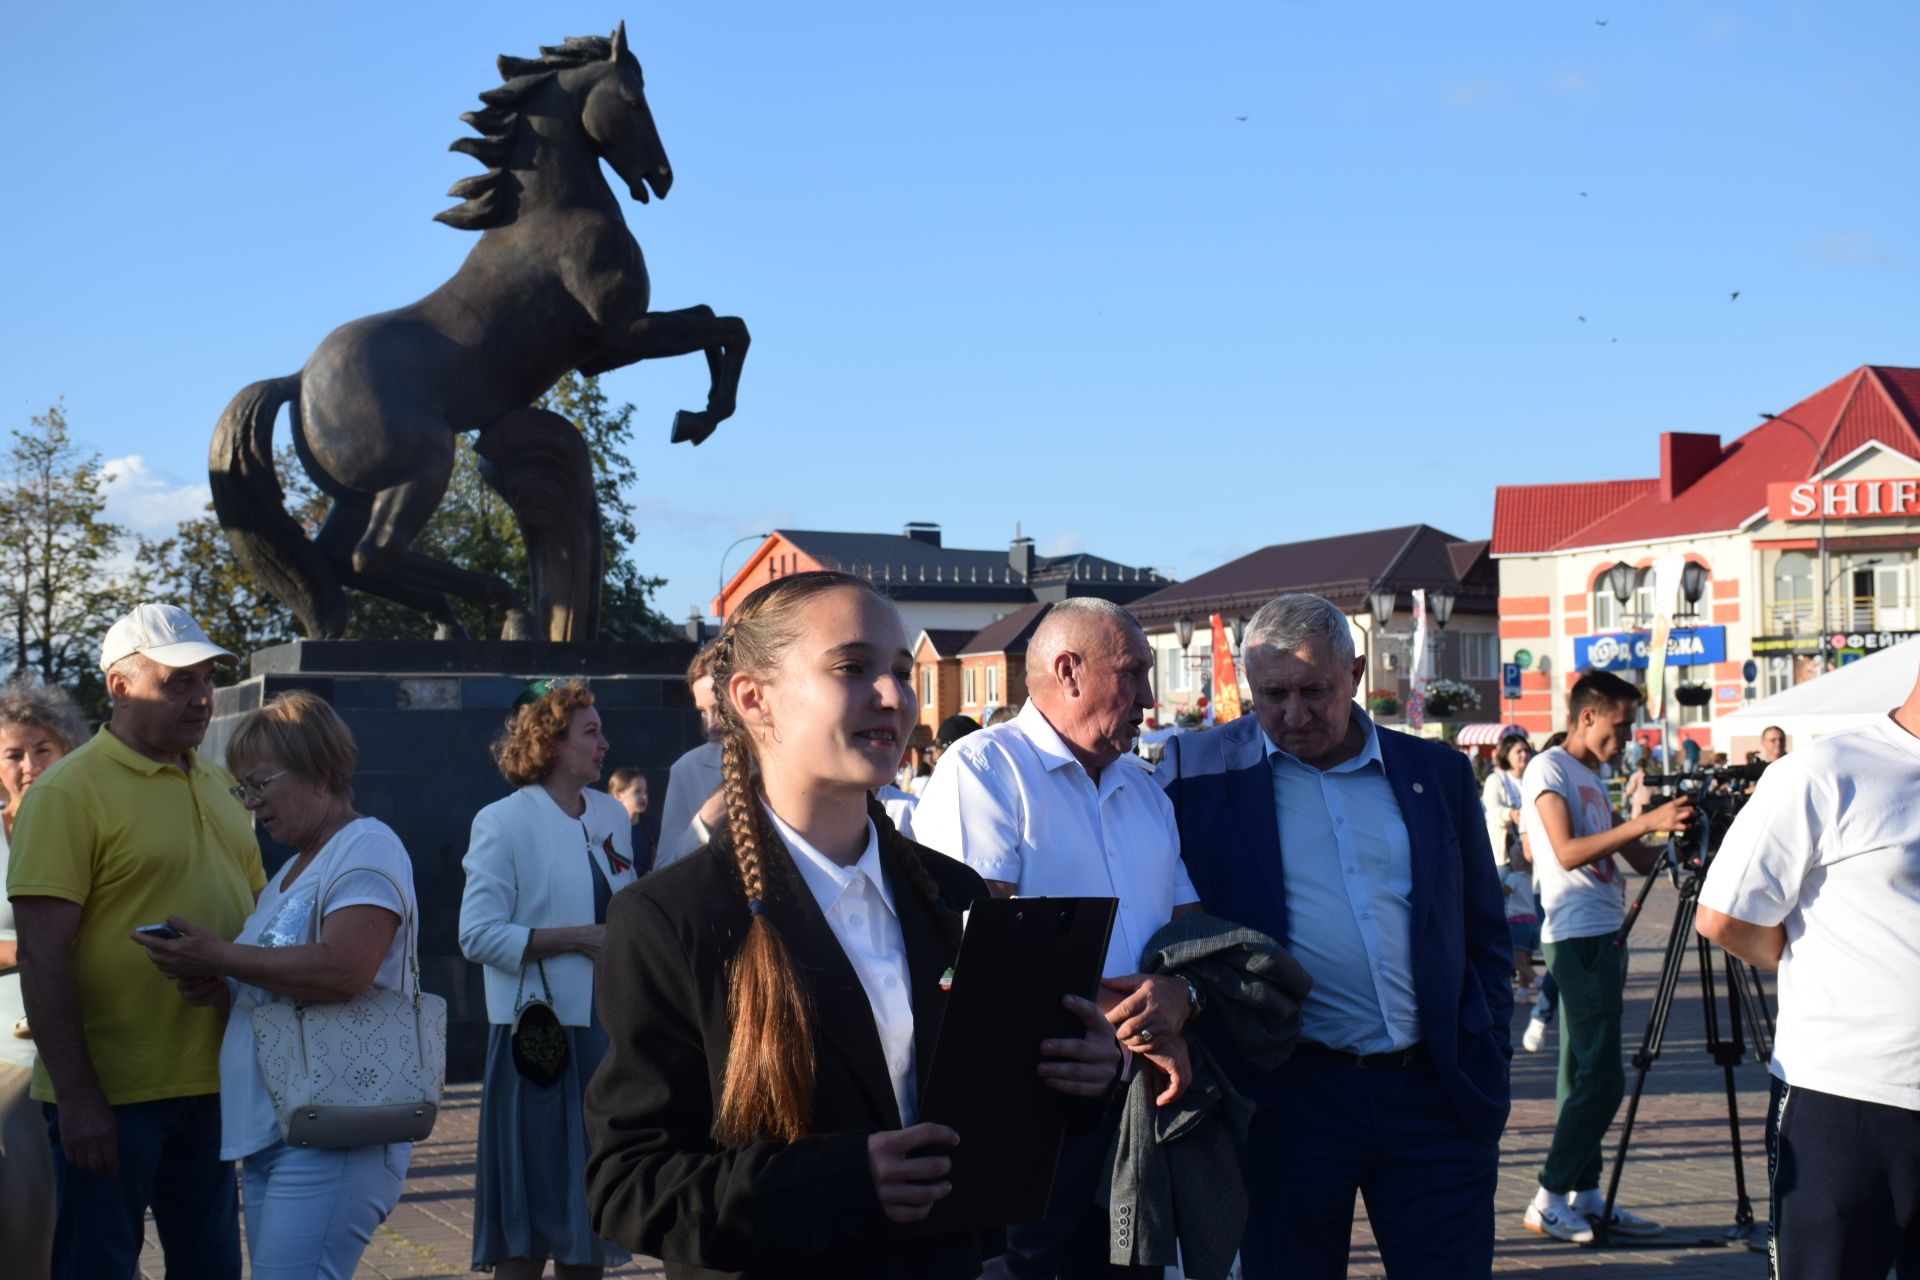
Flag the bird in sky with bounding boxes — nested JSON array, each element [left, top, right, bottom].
[[1579, 191, 1588, 197], [1731, 291, 1741, 301], [1235, 115, 1249, 122], [1578, 315, 1587, 322], [1612, 337, 1619, 343], [1595, 19, 1609, 27]]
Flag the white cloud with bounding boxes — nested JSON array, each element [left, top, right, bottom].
[[100, 455, 211, 536], [1796, 230, 1909, 268], [1440, 74, 1499, 108], [1039, 531, 1083, 556]]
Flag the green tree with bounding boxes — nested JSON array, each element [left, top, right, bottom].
[[0, 403, 130, 710]]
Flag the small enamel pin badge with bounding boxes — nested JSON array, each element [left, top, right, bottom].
[[938, 967, 955, 992]]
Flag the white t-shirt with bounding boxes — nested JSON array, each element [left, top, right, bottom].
[[218, 818, 417, 1159], [0, 821, 33, 1070], [1700, 715, 1920, 1112], [1522, 748, 1628, 943]]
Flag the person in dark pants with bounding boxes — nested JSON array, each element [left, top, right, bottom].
[[583, 572, 1119, 1279], [1157, 593, 1514, 1279], [6, 604, 264, 1279], [1699, 665, 1920, 1280]]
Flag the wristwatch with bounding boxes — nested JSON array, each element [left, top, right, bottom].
[[1175, 972, 1205, 1026]]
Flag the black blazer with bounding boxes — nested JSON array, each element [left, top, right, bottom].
[[584, 812, 991, 1279]]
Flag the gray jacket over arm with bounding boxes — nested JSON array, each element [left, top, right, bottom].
[[1101, 913, 1312, 1279]]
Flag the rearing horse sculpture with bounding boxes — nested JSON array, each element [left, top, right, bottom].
[[210, 23, 748, 641]]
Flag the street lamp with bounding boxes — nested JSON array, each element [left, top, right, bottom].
[[1429, 588, 1457, 629], [716, 531, 772, 616], [1608, 561, 1637, 611], [1762, 412, 1832, 669], [1368, 586, 1397, 628], [1175, 615, 1195, 649], [1679, 561, 1709, 618]]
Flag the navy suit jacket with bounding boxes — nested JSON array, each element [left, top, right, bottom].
[[1158, 713, 1513, 1146]]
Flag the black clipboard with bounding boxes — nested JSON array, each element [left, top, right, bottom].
[[906, 895, 1116, 1235]]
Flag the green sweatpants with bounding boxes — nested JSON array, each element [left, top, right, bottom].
[[1539, 932, 1629, 1193]]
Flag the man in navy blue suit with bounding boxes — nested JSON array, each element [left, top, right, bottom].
[[1159, 593, 1512, 1278]]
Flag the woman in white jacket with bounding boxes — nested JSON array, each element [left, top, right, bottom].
[[460, 679, 637, 1280]]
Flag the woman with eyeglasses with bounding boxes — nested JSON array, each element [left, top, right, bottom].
[[0, 681, 89, 1278], [460, 679, 637, 1280], [132, 690, 421, 1280]]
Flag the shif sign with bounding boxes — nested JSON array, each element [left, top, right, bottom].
[[1767, 478, 1920, 520]]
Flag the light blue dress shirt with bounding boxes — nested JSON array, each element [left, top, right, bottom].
[[1265, 709, 1421, 1054]]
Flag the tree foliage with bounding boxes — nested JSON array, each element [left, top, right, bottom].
[[0, 403, 131, 710]]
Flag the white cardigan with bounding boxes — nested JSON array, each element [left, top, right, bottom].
[[458, 784, 637, 1027]]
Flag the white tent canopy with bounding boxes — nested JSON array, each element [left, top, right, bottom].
[[1712, 638, 1920, 753]]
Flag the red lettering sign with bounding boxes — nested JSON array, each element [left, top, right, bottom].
[[1766, 478, 1920, 521]]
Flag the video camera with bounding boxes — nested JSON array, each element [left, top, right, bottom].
[[1639, 761, 1767, 867]]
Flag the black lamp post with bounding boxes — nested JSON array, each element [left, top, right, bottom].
[[1175, 615, 1195, 649], [1430, 588, 1457, 629]]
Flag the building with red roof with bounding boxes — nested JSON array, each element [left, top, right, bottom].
[[1492, 365, 1920, 747]]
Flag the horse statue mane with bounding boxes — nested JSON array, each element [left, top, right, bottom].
[[437, 35, 617, 232], [209, 23, 750, 644]]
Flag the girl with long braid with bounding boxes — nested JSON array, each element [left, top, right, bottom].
[[584, 572, 1119, 1278]]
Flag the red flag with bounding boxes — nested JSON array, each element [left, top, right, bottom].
[[1210, 614, 1243, 723]]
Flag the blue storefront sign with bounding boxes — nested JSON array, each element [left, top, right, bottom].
[[1573, 626, 1727, 672]]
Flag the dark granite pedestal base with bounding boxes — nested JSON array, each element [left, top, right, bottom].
[[208, 639, 702, 1081]]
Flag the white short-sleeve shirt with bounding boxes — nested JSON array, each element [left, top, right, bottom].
[[1700, 715, 1920, 1112], [912, 701, 1198, 978], [219, 818, 417, 1159], [1522, 748, 1628, 943]]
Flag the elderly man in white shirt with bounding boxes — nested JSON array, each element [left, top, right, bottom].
[[915, 597, 1199, 1280], [654, 643, 727, 870]]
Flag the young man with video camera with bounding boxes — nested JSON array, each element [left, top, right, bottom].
[[1697, 673, 1920, 1279], [1518, 671, 1694, 1243]]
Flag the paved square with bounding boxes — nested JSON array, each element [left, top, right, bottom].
[[138, 877, 1774, 1277]]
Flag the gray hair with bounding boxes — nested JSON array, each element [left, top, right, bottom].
[[0, 681, 90, 753], [1027, 597, 1141, 677], [1243, 593, 1356, 665]]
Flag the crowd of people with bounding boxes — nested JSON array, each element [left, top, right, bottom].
[[0, 580, 1913, 1279]]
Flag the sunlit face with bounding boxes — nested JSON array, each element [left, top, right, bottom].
[[1246, 636, 1367, 769], [1578, 699, 1638, 766], [231, 753, 336, 851], [1505, 740, 1535, 775], [549, 706, 610, 788], [0, 722, 66, 810], [1761, 728, 1786, 760], [734, 587, 917, 793], [110, 657, 221, 755], [1059, 621, 1155, 768]]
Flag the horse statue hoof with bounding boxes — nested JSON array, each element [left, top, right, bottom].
[[501, 609, 536, 642], [670, 409, 718, 446]]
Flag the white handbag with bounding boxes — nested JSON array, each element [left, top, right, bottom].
[[247, 864, 447, 1148]]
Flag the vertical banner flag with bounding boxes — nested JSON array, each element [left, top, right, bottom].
[[1209, 614, 1243, 723], [1645, 556, 1684, 721], [1407, 589, 1431, 730]]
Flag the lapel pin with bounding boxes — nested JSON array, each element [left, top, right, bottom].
[[1412, 782, 1425, 794], [938, 966, 955, 992]]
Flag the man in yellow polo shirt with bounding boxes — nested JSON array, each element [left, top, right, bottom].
[[7, 603, 263, 1280]]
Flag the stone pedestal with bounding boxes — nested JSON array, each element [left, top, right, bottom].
[[209, 639, 701, 1081]]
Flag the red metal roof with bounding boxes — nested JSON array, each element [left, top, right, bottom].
[[1490, 366, 1920, 554]]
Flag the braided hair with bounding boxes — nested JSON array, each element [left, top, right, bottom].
[[709, 570, 957, 1144]]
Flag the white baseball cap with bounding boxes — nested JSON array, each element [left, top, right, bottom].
[[99, 603, 237, 673]]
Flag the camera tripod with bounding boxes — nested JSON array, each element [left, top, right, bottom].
[[1589, 830, 1775, 1250]]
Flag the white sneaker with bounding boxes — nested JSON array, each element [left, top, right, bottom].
[[1524, 1198, 1595, 1244], [1522, 1017, 1549, 1052], [1574, 1192, 1662, 1238]]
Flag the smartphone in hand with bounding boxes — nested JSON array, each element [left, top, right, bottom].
[[134, 923, 183, 941]]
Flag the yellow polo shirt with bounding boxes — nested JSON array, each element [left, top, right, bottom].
[[5, 728, 265, 1104]]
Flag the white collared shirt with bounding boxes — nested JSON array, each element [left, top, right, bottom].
[[767, 810, 918, 1126], [913, 701, 1199, 978], [1264, 709, 1421, 1054]]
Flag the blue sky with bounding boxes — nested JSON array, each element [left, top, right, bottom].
[[3, 1, 1915, 623]]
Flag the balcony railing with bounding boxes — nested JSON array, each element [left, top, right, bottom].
[[1766, 595, 1920, 635]]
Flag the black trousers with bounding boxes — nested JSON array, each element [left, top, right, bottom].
[[1769, 1076, 1920, 1280]]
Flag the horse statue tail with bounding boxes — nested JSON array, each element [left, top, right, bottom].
[[208, 375, 348, 639]]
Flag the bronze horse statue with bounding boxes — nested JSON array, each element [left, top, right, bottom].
[[211, 23, 747, 641]]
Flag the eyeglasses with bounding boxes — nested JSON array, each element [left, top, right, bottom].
[[228, 769, 289, 805]]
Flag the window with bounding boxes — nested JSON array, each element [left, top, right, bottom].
[[1158, 646, 1191, 696], [921, 668, 934, 708], [1459, 632, 1496, 681], [1773, 552, 1814, 632], [1764, 655, 1792, 698], [963, 667, 977, 705], [985, 665, 999, 705]]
